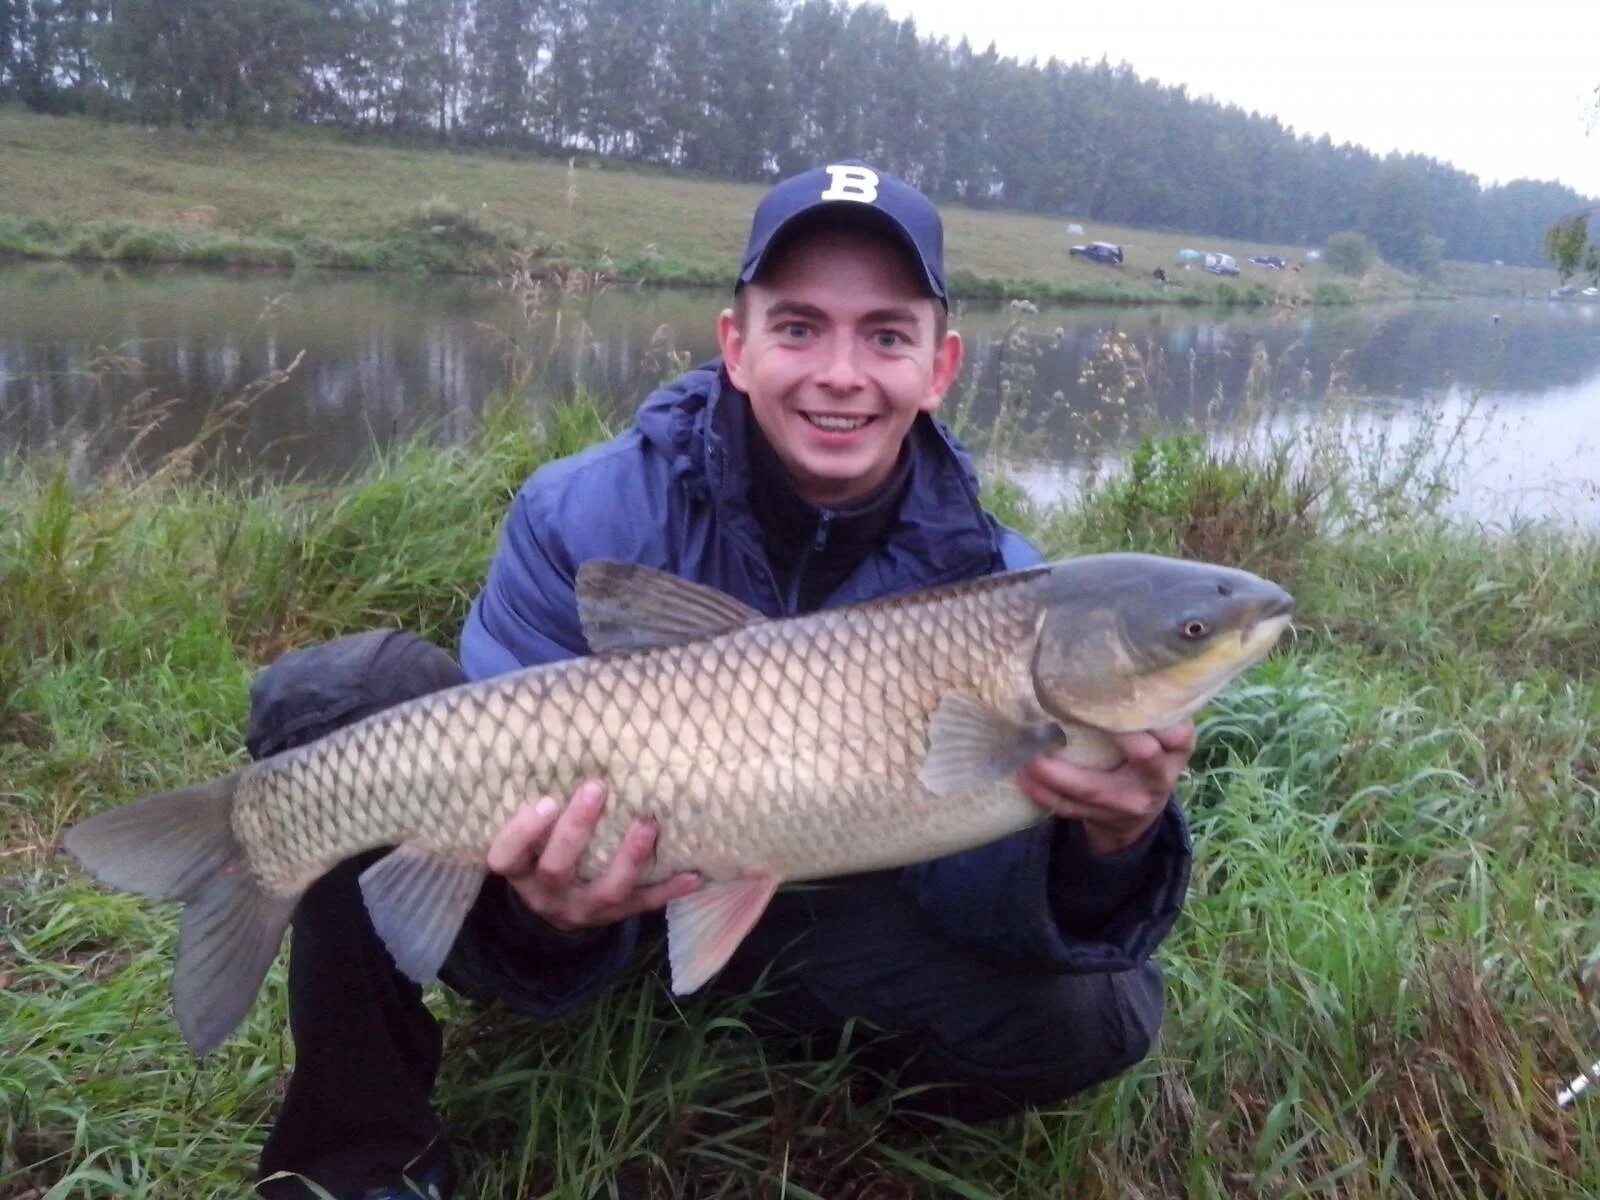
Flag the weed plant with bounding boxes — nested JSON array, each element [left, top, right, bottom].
[[3, 314, 1599, 1198]]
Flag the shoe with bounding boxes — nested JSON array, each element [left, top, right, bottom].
[[354, 1163, 453, 1200]]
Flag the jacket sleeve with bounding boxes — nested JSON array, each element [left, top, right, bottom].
[[443, 470, 641, 1019], [896, 524, 1195, 972], [459, 474, 591, 680]]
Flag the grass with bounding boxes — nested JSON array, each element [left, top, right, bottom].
[[0, 106, 1563, 305], [4, 319, 1600, 1199]]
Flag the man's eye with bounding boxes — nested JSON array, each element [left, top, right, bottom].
[[779, 323, 812, 339], [873, 331, 908, 348]]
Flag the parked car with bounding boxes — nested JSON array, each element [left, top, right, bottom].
[[1203, 252, 1240, 276], [1070, 241, 1124, 266], [1248, 255, 1287, 269]]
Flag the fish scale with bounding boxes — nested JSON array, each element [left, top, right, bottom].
[[62, 553, 1293, 1053]]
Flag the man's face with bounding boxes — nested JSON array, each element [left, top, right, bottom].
[[717, 228, 964, 509]]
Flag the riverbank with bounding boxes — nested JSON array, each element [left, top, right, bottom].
[[3, 391, 1598, 1196], [0, 108, 1560, 306]]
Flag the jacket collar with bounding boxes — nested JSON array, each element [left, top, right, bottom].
[[635, 360, 1001, 601]]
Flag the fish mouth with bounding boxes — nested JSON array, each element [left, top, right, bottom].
[[1239, 611, 1293, 661]]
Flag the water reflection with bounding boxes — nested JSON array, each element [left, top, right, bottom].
[[2, 260, 1597, 526]]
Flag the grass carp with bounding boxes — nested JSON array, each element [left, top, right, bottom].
[[63, 553, 1293, 1053]]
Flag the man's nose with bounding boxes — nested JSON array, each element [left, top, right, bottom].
[[816, 337, 864, 392]]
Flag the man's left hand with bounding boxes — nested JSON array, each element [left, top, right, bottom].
[[1016, 721, 1197, 856]]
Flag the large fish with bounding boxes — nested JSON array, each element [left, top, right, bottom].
[[63, 554, 1293, 1054]]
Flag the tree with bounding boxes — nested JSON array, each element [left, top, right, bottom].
[[393, 0, 464, 136], [467, 0, 544, 143], [0, 0, 1589, 268], [0, 0, 24, 97], [1324, 231, 1374, 276], [1363, 156, 1435, 268], [1546, 212, 1599, 282], [1543, 85, 1599, 281], [8, 0, 63, 110]]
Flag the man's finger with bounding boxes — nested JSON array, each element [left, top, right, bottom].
[[1019, 758, 1165, 819], [1020, 753, 1113, 808], [622, 871, 704, 917], [486, 796, 561, 877], [1151, 720, 1198, 755], [588, 819, 658, 907], [535, 779, 607, 886], [1112, 730, 1164, 767]]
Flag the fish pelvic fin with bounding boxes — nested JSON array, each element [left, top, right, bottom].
[[61, 773, 297, 1056], [359, 844, 487, 984], [666, 875, 782, 995]]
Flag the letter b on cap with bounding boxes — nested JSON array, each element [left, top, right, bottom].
[[820, 164, 879, 203]]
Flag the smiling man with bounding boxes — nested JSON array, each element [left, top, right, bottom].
[[249, 162, 1198, 1200]]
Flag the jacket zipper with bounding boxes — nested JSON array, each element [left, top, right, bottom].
[[782, 511, 833, 615]]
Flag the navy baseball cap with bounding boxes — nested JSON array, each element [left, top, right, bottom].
[[737, 161, 948, 308]]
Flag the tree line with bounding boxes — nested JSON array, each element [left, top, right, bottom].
[[1, 0, 1589, 269]]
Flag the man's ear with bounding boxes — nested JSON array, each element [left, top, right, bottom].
[[717, 308, 748, 392], [920, 329, 965, 414]]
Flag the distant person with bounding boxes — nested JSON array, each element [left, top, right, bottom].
[[248, 161, 1198, 1200], [1154, 266, 1168, 283]]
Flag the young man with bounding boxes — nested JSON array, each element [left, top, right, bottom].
[[248, 162, 1197, 1200]]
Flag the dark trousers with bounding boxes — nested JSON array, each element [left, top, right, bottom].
[[249, 633, 1165, 1198]]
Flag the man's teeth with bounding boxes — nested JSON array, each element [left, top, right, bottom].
[[805, 415, 871, 432]]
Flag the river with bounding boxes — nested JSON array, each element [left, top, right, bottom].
[[2, 260, 1596, 528]]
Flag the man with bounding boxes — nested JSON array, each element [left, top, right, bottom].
[[249, 161, 1196, 1200]]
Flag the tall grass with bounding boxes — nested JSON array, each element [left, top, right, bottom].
[[3, 340, 1599, 1198]]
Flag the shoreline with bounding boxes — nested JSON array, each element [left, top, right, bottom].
[[0, 110, 1559, 310], [0, 231, 1341, 307]]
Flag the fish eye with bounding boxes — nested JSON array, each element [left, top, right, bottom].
[[1180, 619, 1210, 640]]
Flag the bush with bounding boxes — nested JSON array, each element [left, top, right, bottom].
[[1085, 433, 1323, 579], [1324, 231, 1374, 276], [109, 227, 187, 262], [1416, 234, 1446, 282], [188, 237, 297, 268]]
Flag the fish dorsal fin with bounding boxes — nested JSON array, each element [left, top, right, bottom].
[[576, 560, 764, 655], [919, 693, 1066, 795]]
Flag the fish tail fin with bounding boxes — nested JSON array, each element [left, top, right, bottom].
[[62, 772, 297, 1054]]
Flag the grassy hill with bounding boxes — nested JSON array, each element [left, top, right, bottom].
[[0, 107, 1563, 305]]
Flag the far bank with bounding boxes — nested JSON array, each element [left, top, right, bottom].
[[0, 109, 1561, 306]]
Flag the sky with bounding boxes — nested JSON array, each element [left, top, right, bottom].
[[879, 0, 1600, 197]]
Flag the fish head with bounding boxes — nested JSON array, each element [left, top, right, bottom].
[[1029, 553, 1293, 732]]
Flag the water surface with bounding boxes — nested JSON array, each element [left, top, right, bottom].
[[2, 261, 1596, 527]]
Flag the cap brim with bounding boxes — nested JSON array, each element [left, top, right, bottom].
[[738, 202, 945, 305]]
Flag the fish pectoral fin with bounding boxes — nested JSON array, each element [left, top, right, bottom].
[[576, 560, 764, 654], [919, 693, 1066, 795], [359, 845, 488, 984], [665, 875, 782, 995]]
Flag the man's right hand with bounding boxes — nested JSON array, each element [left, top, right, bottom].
[[485, 779, 702, 932]]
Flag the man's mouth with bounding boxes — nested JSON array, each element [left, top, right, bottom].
[[802, 414, 875, 432]]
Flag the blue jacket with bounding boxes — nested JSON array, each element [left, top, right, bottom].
[[455, 363, 1191, 1016]]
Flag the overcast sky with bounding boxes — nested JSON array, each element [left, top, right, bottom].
[[879, 0, 1600, 197]]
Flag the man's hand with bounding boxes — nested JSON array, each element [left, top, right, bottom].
[[1016, 721, 1197, 856], [485, 779, 702, 932]]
